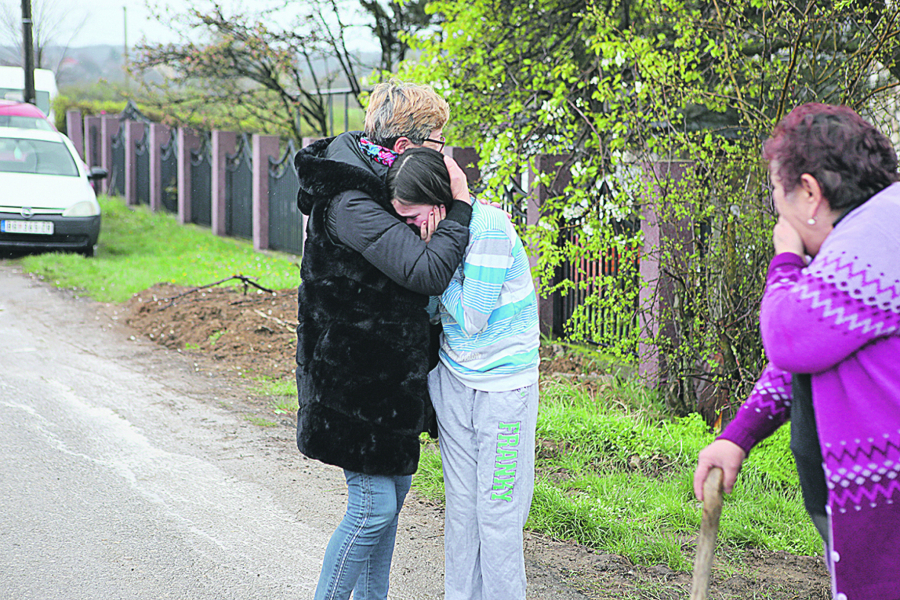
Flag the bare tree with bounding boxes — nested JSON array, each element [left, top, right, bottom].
[[0, 0, 86, 72], [131, 0, 435, 139]]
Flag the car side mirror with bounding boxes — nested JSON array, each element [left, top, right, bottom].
[[88, 166, 108, 181]]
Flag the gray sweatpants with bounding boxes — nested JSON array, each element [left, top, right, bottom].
[[428, 363, 539, 600]]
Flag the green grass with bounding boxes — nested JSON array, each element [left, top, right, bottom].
[[413, 375, 821, 571], [250, 376, 299, 415], [245, 415, 279, 427], [16, 196, 302, 302], [208, 330, 225, 346]]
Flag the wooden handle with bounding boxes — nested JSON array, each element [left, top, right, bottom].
[[690, 467, 724, 600]]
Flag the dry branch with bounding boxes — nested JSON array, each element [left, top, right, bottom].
[[157, 275, 276, 310]]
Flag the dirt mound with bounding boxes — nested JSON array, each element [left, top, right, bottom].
[[124, 282, 298, 382]]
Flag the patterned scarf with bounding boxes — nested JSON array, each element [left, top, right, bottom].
[[359, 136, 398, 167]]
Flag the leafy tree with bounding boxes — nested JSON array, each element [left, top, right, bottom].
[[131, 0, 434, 140], [402, 0, 900, 417]]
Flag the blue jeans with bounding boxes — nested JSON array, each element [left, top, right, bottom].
[[313, 470, 412, 600]]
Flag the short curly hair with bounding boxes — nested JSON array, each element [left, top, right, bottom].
[[364, 80, 450, 147], [763, 103, 899, 214]]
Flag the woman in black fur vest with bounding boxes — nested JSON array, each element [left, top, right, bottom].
[[294, 81, 473, 600]]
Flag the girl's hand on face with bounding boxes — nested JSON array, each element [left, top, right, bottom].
[[420, 204, 446, 243], [773, 215, 805, 257]]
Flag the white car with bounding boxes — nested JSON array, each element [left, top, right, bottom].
[[0, 126, 107, 256]]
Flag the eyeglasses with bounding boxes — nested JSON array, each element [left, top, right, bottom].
[[424, 137, 446, 151]]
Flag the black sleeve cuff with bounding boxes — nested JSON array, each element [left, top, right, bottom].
[[444, 200, 472, 227]]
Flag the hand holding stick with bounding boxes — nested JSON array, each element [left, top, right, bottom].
[[690, 466, 724, 600]]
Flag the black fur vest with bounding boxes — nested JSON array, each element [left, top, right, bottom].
[[293, 134, 428, 476]]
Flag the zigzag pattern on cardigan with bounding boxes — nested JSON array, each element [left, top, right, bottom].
[[793, 272, 900, 337], [808, 249, 900, 310], [822, 431, 900, 513], [741, 365, 793, 421]]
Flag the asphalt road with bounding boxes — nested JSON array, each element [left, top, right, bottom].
[[0, 265, 451, 600]]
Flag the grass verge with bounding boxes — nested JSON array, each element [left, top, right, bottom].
[[15, 195, 301, 302]]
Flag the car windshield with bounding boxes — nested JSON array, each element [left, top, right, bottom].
[[0, 137, 78, 176], [0, 115, 54, 131]]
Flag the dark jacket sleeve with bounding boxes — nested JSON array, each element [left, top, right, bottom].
[[327, 191, 472, 295]]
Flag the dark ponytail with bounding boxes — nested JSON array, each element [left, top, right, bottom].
[[386, 147, 454, 208]]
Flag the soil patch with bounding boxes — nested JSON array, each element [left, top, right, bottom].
[[121, 281, 831, 599], [123, 282, 298, 382]]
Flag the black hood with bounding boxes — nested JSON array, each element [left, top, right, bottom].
[[294, 131, 391, 215]]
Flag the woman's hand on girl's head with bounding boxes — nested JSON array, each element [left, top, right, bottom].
[[443, 156, 472, 204], [773, 215, 806, 257], [420, 204, 446, 243]]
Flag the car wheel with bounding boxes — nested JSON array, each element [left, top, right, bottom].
[[79, 245, 95, 258]]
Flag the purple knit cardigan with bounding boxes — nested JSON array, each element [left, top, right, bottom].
[[720, 183, 900, 600]]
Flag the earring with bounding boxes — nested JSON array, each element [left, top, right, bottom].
[[807, 217, 816, 225]]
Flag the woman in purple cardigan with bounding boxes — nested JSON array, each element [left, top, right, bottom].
[[694, 103, 900, 600]]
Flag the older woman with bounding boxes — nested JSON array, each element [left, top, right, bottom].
[[694, 103, 900, 599]]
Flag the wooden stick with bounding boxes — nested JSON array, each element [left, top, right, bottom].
[[690, 467, 724, 600]]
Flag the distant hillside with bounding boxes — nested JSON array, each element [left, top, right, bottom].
[[0, 44, 383, 91], [0, 44, 127, 86]]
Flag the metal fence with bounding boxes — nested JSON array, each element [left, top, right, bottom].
[[109, 128, 125, 197], [268, 141, 304, 255], [499, 175, 528, 231], [306, 87, 362, 137], [88, 98, 638, 346], [226, 134, 253, 240], [190, 133, 212, 227], [557, 222, 640, 344], [135, 126, 150, 205], [88, 122, 100, 169], [159, 134, 178, 213]]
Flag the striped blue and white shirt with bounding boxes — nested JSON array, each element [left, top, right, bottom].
[[437, 202, 540, 392]]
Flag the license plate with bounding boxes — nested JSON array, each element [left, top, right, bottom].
[[1, 220, 54, 235]]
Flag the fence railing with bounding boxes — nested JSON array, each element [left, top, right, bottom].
[[226, 134, 254, 240], [69, 102, 683, 365], [159, 134, 178, 213], [190, 133, 212, 227], [268, 140, 304, 255]]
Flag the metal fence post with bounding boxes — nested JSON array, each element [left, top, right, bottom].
[[99, 115, 120, 195], [177, 128, 201, 225], [148, 123, 171, 212]]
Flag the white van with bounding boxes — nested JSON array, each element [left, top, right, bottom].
[[0, 66, 59, 121]]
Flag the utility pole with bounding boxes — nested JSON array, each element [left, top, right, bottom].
[[21, 0, 36, 105], [123, 6, 129, 88]]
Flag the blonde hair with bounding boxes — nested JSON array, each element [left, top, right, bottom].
[[364, 81, 450, 146]]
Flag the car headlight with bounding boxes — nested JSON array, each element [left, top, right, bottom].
[[62, 200, 100, 217]]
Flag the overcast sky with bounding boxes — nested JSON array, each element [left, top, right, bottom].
[[3, 0, 378, 53], [68, 0, 179, 48]]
